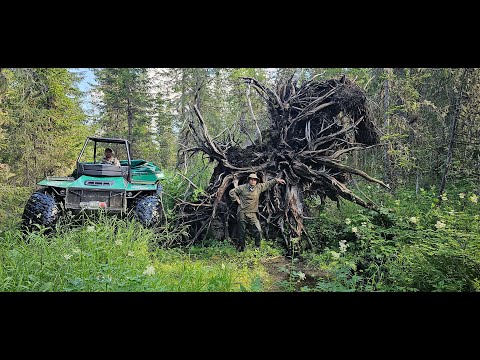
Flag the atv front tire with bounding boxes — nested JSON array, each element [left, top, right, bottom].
[[22, 191, 60, 231], [134, 195, 163, 228]]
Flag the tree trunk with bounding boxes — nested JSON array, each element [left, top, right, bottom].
[[127, 98, 133, 156], [438, 68, 468, 198], [383, 68, 393, 188], [415, 169, 420, 195]]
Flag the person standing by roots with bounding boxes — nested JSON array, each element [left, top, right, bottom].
[[229, 173, 286, 252]]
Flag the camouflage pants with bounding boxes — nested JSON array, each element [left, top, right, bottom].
[[237, 210, 262, 249]]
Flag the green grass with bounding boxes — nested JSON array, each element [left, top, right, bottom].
[[1, 182, 479, 292], [0, 185, 32, 226], [0, 210, 284, 292]]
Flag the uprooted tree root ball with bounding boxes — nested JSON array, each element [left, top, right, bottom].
[[176, 75, 389, 252]]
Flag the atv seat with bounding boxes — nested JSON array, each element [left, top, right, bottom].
[[78, 163, 129, 177]]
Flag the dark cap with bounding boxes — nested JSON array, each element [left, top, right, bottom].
[[105, 148, 113, 152]]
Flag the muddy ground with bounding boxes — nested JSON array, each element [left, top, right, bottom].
[[261, 255, 328, 292]]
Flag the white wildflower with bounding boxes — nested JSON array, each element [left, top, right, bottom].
[[127, 250, 135, 257], [409, 217, 418, 224], [351, 227, 358, 233], [297, 272, 306, 281], [221, 263, 226, 270], [114, 239, 123, 246], [469, 194, 478, 203], [361, 222, 367, 227], [441, 193, 448, 201], [63, 254, 72, 260], [143, 265, 156, 276], [339, 240, 349, 253], [87, 225, 95, 232], [331, 251, 340, 259], [345, 218, 351, 225], [435, 220, 446, 229], [459, 193, 465, 199]]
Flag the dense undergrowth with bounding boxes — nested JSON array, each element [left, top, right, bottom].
[[303, 182, 480, 292], [0, 181, 479, 292]]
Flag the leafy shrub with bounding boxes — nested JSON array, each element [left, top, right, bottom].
[[304, 184, 480, 292]]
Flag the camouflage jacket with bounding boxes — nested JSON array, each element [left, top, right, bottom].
[[229, 178, 277, 213], [101, 156, 120, 166]]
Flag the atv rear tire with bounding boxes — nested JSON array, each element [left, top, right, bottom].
[[134, 195, 163, 228], [22, 191, 60, 231]]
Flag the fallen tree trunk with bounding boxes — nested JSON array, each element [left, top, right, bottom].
[[176, 74, 389, 251]]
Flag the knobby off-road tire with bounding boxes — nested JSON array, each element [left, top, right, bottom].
[[134, 195, 163, 228], [22, 191, 60, 231]]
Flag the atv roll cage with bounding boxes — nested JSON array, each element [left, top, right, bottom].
[[76, 137, 132, 181]]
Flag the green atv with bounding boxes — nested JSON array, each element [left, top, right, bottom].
[[22, 136, 165, 231]]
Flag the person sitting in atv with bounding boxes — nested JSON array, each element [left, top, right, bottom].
[[101, 148, 120, 166]]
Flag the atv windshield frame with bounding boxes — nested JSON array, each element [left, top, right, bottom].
[[76, 137, 132, 181]]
